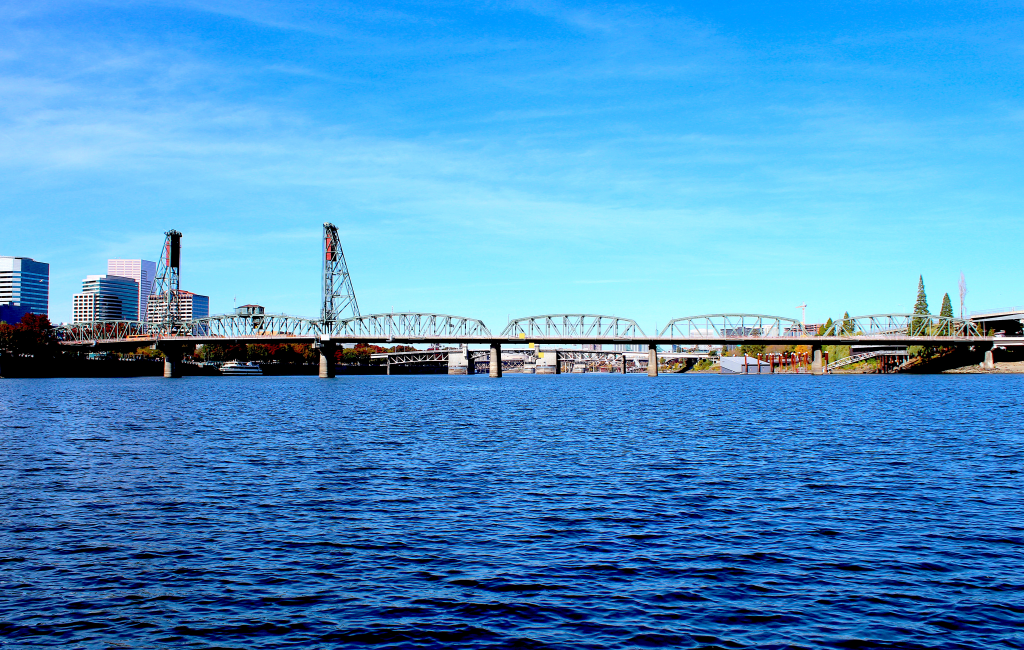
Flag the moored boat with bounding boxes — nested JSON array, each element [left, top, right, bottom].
[[220, 361, 262, 376]]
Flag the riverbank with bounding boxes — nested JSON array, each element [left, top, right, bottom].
[[943, 360, 1024, 374]]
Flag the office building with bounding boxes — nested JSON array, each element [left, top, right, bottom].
[[107, 259, 156, 322], [146, 290, 210, 323], [72, 275, 140, 322], [0, 256, 49, 318]]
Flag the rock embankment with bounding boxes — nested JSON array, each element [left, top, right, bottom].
[[943, 360, 1024, 374]]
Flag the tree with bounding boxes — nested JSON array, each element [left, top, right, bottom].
[[913, 276, 929, 314], [15, 313, 54, 357], [841, 311, 854, 334], [817, 317, 833, 336], [740, 344, 766, 357], [939, 293, 953, 319], [0, 322, 14, 353], [912, 275, 930, 334]]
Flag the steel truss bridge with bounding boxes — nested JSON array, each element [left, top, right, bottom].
[[52, 225, 995, 377], [56, 311, 986, 347]]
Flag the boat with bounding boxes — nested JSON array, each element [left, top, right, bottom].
[[219, 361, 263, 376]]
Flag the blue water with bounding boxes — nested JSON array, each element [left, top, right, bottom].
[[1, 375, 1023, 649]]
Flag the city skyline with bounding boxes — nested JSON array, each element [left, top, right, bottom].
[[2, 2, 1022, 327]]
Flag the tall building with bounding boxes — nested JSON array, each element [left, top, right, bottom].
[[0, 256, 49, 319], [146, 290, 210, 323], [107, 259, 156, 322], [72, 275, 140, 322]]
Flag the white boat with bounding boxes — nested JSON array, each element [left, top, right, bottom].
[[220, 361, 262, 376]]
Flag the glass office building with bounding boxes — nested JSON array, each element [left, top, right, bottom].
[[107, 259, 156, 322], [72, 275, 140, 322], [0, 256, 49, 318]]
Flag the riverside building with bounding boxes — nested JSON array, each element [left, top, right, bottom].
[[107, 259, 156, 322], [72, 275, 140, 322], [0, 256, 49, 322], [146, 290, 210, 323]]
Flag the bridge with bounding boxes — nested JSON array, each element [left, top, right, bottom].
[[54, 225, 996, 378]]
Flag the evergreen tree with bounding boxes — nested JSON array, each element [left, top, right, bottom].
[[937, 292, 955, 336], [913, 275, 929, 314], [912, 275, 930, 334], [817, 318, 833, 336], [939, 293, 953, 319], [842, 311, 853, 334]]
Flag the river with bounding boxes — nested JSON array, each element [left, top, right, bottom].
[[1, 374, 1022, 648]]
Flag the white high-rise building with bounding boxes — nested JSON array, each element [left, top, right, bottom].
[[146, 290, 210, 323], [107, 259, 156, 322]]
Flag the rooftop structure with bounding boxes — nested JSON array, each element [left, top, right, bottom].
[[234, 304, 265, 317]]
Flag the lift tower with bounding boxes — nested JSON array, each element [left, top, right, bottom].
[[321, 223, 360, 330], [151, 229, 182, 330]]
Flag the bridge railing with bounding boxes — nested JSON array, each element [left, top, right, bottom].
[[822, 314, 980, 339], [501, 314, 645, 339], [328, 313, 492, 339], [659, 314, 803, 339]]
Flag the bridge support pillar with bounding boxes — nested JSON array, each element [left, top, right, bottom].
[[536, 350, 558, 374], [158, 343, 185, 378], [448, 346, 474, 375], [489, 343, 502, 378], [319, 340, 336, 378], [811, 345, 823, 375], [984, 347, 995, 371], [647, 344, 658, 377]]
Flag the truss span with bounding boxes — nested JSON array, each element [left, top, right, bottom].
[[185, 313, 322, 338], [502, 314, 645, 339], [822, 314, 980, 339], [659, 314, 802, 339], [327, 313, 492, 339], [54, 320, 154, 343]]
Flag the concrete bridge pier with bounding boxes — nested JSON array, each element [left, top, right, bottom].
[[448, 346, 474, 375], [647, 344, 658, 377], [811, 345, 823, 375], [984, 346, 996, 371], [536, 350, 559, 374], [157, 343, 185, 378], [318, 340, 336, 378], [489, 343, 502, 378]]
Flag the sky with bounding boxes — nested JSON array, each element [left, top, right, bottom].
[[1, 0, 1022, 330]]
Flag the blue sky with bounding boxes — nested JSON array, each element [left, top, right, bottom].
[[2, 0, 1022, 329]]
